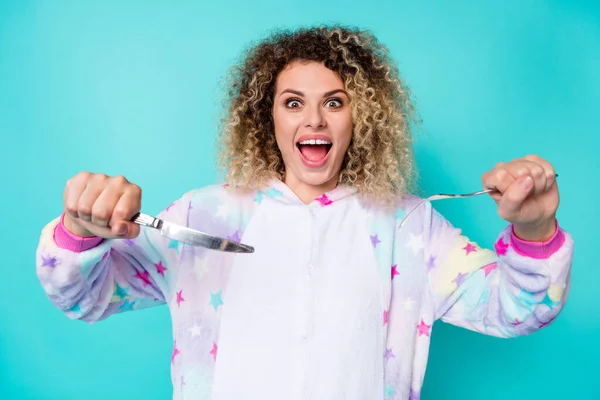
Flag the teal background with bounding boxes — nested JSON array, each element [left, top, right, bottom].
[[1, 0, 598, 399]]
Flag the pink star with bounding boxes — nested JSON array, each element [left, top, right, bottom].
[[481, 262, 497, 277], [391, 264, 399, 279], [494, 237, 509, 256], [417, 319, 431, 337], [539, 318, 555, 329], [171, 341, 180, 364], [176, 290, 185, 307], [155, 261, 167, 276], [210, 342, 218, 361], [315, 194, 332, 206], [101, 251, 109, 261], [383, 310, 389, 325], [133, 270, 152, 287], [463, 242, 477, 255], [509, 318, 522, 326]]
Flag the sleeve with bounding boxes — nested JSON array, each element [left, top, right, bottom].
[[423, 202, 573, 338], [35, 190, 196, 323]]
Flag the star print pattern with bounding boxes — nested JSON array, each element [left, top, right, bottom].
[[176, 290, 185, 307], [168, 239, 180, 254], [463, 242, 477, 255], [119, 299, 135, 312], [114, 283, 129, 300], [34, 178, 572, 399], [315, 194, 332, 206], [370, 234, 381, 247], [482, 262, 497, 277], [210, 342, 218, 361], [155, 261, 167, 276], [417, 319, 431, 337], [406, 233, 424, 254], [227, 231, 241, 243], [209, 291, 223, 312], [384, 348, 395, 360], [172, 341, 180, 364], [495, 237, 509, 255], [41, 255, 58, 267], [391, 264, 399, 279], [188, 324, 201, 337], [133, 270, 152, 287], [452, 272, 468, 286]]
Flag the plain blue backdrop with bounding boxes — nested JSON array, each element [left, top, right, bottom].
[[1, 0, 598, 399]]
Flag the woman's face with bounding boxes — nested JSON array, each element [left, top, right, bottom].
[[272, 60, 353, 195]]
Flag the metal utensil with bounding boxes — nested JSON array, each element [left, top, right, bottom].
[[131, 212, 254, 253], [398, 174, 559, 229]]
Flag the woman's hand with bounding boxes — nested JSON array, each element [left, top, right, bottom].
[[481, 155, 559, 241]]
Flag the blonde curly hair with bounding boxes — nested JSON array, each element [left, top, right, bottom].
[[217, 25, 418, 203]]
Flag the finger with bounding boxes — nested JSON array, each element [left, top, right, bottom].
[[482, 165, 515, 197], [77, 176, 108, 222], [64, 172, 89, 220], [91, 181, 126, 227], [498, 175, 534, 218], [523, 155, 556, 191], [505, 160, 548, 196], [109, 185, 142, 238]]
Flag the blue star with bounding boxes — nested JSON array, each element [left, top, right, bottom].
[[168, 239, 180, 254], [114, 283, 129, 300], [384, 385, 394, 398], [541, 293, 558, 309], [119, 299, 135, 312], [254, 191, 264, 204], [69, 303, 81, 313], [265, 188, 283, 198], [517, 289, 538, 311], [476, 289, 490, 308], [209, 291, 224, 312], [395, 208, 406, 219]]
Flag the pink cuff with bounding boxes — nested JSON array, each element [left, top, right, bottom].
[[54, 214, 104, 252], [510, 220, 565, 259]]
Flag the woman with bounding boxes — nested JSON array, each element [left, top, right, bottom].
[[36, 26, 573, 399]]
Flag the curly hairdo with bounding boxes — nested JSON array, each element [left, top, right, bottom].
[[217, 25, 418, 203]]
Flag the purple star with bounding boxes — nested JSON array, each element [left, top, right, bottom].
[[426, 255, 436, 271], [409, 388, 421, 400], [370, 234, 381, 247], [41, 255, 58, 268], [452, 272, 468, 286], [188, 201, 193, 211], [227, 231, 241, 243], [384, 348, 395, 360], [124, 239, 136, 246]]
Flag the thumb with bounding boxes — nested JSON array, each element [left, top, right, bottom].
[[111, 221, 140, 239], [498, 175, 534, 219]]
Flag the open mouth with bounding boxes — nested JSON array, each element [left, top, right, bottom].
[[296, 139, 333, 164]]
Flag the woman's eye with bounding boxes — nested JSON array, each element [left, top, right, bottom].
[[326, 98, 343, 108], [285, 99, 302, 108]]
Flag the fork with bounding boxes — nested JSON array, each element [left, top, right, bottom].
[[397, 174, 558, 229]]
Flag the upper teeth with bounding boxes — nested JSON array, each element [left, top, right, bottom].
[[299, 139, 331, 145]]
